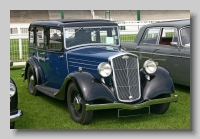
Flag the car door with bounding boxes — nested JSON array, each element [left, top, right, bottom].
[[44, 27, 68, 89], [180, 26, 190, 86], [134, 27, 161, 68], [35, 26, 48, 83], [152, 27, 183, 83]]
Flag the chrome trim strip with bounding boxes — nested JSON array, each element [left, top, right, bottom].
[[128, 51, 190, 59], [66, 43, 120, 51], [125, 57, 131, 97], [68, 58, 100, 64], [108, 52, 141, 103], [68, 61, 98, 67], [68, 65, 97, 70], [182, 56, 190, 59]]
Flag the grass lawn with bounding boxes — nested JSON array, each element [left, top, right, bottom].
[[10, 68, 190, 130]]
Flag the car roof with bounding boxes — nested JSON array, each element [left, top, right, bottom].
[[30, 19, 118, 28], [143, 19, 190, 28], [134, 19, 190, 44]]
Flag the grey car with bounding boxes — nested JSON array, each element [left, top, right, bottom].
[[121, 19, 190, 86]]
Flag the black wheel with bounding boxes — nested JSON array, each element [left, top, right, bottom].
[[150, 94, 170, 114], [67, 82, 93, 125], [27, 66, 40, 96], [10, 122, 15, 129]]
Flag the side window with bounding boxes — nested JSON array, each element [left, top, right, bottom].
[[35, 26, 44, 48], [159, 28, 178, 46], [48, 28, 62, 50], [141, 28, 160, 44], [29, 27, 35, 47]]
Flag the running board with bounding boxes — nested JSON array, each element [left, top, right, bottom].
[[35, 85, 59, 98]]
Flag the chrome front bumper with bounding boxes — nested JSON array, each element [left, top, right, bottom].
[[10, 110, 23, 122], [86, 94, 178, 111]]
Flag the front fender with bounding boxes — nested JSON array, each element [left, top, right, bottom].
[[57, 71, 117, 102], [24, 57, 44, 85], [140, 67, 175, 100]]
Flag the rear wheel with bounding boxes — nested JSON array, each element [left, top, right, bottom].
[[27, 66, 40, 96], [150, 94, 170, 114], [67, 82, 93, 125]]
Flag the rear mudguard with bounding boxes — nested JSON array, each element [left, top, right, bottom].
[[140, 67, 175, 100], [56, 71, 117, 102], [24, 57, 44, 85]]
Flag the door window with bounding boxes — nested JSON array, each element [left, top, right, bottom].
[[159, 28, 178, 46], [35, 26, 44, 48], [48, 28, 62, 50], [141, 28, 160, 44]]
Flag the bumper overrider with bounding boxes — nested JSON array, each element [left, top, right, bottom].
[[86, 94, 178, 111], [10, 110, 23, 122]]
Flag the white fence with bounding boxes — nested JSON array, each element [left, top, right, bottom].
[[10, 19, 178, 66]]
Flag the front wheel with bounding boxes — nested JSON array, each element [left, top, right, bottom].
[[150, 94, 170, 114], [27, 66, 40, 96], [67, 82, 93, 125]]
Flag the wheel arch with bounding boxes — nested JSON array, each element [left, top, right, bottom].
[[55, 71, 117, 102], [24, 57, 42, 85], [140, 66, 175, 100]]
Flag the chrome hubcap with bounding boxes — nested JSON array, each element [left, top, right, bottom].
[[30, 75, 34, 85], [73, 95, 81, 110]]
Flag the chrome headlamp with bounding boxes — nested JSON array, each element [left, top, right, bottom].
[[143, 60, 157, 74], [10, 83, 16, 97], [97, 62, 112, 77]]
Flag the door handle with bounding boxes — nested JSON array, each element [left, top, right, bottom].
[[153, 48, 159, 51], [58, 55, 64, 58], [40, 52, 45, 55]]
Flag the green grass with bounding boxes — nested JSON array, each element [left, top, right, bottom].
[[10, 69, 190, 130]]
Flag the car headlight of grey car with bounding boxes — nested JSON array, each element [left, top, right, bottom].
[[97, 62, 112, 77], [10, 83, 16, 97], [143, 60, 157, 74]]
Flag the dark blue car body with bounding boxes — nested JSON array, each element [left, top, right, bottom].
[[23, 19, 178, 125]]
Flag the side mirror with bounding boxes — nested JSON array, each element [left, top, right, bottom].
[[170, 42, 178, 46]]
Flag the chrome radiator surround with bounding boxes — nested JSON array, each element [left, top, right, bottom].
[[109, 53, 141, 102]]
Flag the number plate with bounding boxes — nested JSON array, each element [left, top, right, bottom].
[[118, 107, 150, 117]]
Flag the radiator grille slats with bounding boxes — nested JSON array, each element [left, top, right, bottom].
[[111, 54, 140, 102]]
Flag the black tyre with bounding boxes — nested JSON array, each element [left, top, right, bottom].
[[27, 66, 40, 96], [150, 94, 170, 114], [67, 82, 93, 125], [10, 122, 15, 129]]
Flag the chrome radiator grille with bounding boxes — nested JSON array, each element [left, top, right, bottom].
[[109, 53, 141, 102]]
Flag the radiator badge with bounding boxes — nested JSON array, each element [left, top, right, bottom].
[[122, 55, 129, 60]]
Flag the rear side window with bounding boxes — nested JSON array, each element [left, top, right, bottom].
[[141, 28, 160, 44], [159, 28, 178, 46]]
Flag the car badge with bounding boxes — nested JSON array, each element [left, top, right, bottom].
[[122, 55, 129, 60]]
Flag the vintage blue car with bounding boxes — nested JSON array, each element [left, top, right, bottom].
[[22, 19, 178, 125]]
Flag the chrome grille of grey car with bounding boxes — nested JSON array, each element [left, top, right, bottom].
[[109, 53, 141, 102]]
